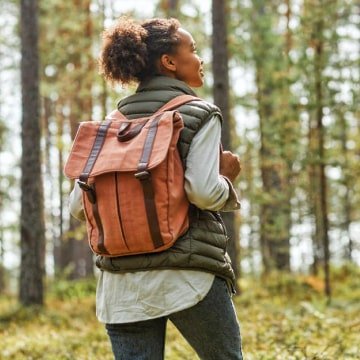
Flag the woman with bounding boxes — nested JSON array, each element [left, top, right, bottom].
[[70, 17, 242, 360]]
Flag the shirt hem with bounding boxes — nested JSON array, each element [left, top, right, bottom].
[[96, 276, 215, 324]]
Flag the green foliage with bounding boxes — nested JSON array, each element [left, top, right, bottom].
[[0, 295, 110, 360], [0, 0, 359, 327], [237, 266, 360, 359], [230, 0, 360, 272], [47, 277, 97, 301], [0, 120, 7, 150], [1, 268, 359, 359]]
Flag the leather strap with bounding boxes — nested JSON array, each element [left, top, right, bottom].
[[115, 172, 129, 250], [92, 201, 108, 255], [137, 114, 162, 171], [153, 94, 200, 115], [132, 95, 200, 249], [105, 109, 127, 121], [114, 94, 200, 121], [135, 114, 163, 248], [79, 119, 112, 185], [90, 183, 108, 255], [78, 120, 112, 255], [140, 175, 163, 248], [113, 95, 200, 142], [117, 121, 147, 142]]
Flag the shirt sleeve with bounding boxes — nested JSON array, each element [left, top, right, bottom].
[[69, 182, 86, 221], [184, 114, 240, 212]]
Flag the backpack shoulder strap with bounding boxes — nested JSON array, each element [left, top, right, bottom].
[[105, 109, 127, 121], [134, 95, 200, 250], [154, 95, 201, 115], [106, 94, 201, 121]]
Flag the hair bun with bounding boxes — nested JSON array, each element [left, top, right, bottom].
[[99, 17, 181, 85], [99, 17, 148, 85]]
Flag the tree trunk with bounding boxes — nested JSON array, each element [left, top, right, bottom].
[[212, 0, 240, 282], [313, 16, 331, 298], [0, 227, 4, 293], [100, 0, 108, 120], [0, 137, 4, 293], [0, 111, 6, 293], [19, 0, 45, 305], [308, 130, 321, 275], [242, 140, 257, 274], [42, 97, 61, 273], [339, 110, 353, 262], [160, 0, 179, 16], [252, 2, 291, 271], [53, 102, 65, 274], [61, 0, 94, 278]]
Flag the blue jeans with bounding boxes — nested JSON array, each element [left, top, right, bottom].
[[105, 277, 243, 360]]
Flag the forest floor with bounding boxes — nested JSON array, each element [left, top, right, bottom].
[[0, 265, 359, 360]]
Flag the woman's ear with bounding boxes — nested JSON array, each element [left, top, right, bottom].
[[160, 54, 176, 72]]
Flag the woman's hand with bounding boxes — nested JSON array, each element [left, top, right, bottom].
[[220, 151, 241, 183]]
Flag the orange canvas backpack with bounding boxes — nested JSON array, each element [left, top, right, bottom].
[[64, 95, 199, 257]]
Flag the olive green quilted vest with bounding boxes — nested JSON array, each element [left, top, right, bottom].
[[95, 76, 235, 289]]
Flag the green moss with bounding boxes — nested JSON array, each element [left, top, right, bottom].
[[0, 267, 359, 359]]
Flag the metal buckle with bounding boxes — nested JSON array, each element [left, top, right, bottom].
[[134, 171, 150, 180], [77, 180, 96, 204], [78, 180, 91, 191]]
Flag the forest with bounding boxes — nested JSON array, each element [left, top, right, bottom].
[[0, 0, 359, 359]]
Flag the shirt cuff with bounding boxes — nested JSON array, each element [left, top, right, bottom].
[[219, 177, 241, 212]]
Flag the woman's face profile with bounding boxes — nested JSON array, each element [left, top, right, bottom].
[[161, 28, 204, 88]]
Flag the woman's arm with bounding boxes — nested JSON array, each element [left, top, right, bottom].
[[184, 114, 240, 212], [69, 182, 86, 221]]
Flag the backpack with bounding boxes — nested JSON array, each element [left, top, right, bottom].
[[64, 95, 199, 257]]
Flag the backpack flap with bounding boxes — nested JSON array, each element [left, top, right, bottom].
[[64, 94, 200, 257], [64, 111, 184, 180]]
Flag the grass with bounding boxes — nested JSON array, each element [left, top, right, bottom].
[[0, 265, 359, 359]]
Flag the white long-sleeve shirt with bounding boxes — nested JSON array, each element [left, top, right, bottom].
[[69, 114, 240, 323]]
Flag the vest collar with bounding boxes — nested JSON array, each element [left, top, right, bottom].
[[136, 76, 197, 96]]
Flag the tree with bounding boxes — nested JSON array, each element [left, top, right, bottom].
[[300, 0, 334, 298], [159, 0, 179, 16], [40, 0, 95, 279], [327, 0, 359, 263], [212, 0, 240, 281], [0, 0, 20, 294], [249, 1, 293, 271], [19, 0, 45, 305], [59, 0, 94, 279], [0, 120, 6, 293]]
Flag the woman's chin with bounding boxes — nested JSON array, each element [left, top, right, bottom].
[[189, 78, 204, 88]]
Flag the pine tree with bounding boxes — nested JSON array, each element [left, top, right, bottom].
[[40, 0, 95, 278], [212, 0, 240, 280], [159, 0, 179, 16], [299, 0, 336, 297], [0, 120, 6, 293], [249, 1, 293, 271], [19, 0, 45, 305], [327, 0, 359, 263]]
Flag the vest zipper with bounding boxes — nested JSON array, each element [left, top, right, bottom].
[[213, 212, 229, 240], [213, 212, 236, 294]]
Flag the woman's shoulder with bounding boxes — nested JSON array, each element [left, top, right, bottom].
[[179, 97, 222, 122]]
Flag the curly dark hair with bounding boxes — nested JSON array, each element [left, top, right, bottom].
[[99, 17, 181, 85]]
